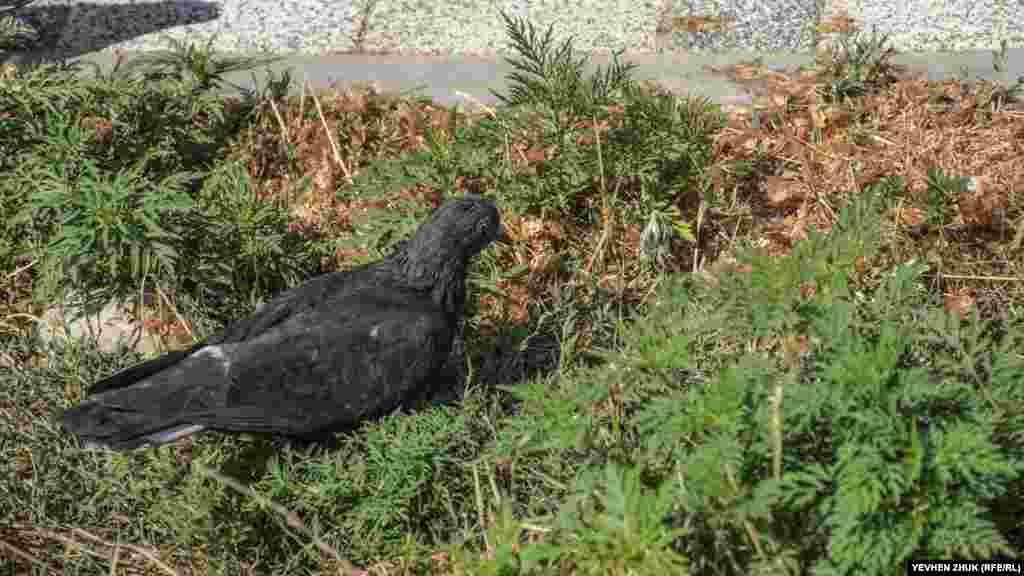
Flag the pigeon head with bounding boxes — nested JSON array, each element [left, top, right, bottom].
[[396, 196, 505, 309], [406, 195, 504, 261], [437, 195, 504, 256]]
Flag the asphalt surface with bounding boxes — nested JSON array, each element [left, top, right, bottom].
[[4, 46, 1022, 110]]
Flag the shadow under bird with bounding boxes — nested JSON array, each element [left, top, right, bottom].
[[61, 195, 505, 451]]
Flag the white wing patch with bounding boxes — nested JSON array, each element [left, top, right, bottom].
[[196, 345, 232, 376]]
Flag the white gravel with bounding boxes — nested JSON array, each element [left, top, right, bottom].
[[7, 0, 1024, 58]]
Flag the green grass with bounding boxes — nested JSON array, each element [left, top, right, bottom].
[[2, 11, 1023, 575]]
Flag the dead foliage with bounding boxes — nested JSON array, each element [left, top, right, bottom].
[[693, 16, 1023, 313]]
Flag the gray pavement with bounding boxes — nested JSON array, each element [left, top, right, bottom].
[[10, 47, 1024, 109]]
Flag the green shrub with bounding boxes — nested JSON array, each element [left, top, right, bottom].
[[495, 184, 1023, 574], [0, 39, 281, 313], [22, 150, 195, 311], [177, 160, 319, 313], [240, 404, 492, 565]]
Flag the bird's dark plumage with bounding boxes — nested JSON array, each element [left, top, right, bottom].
[[61, 195, 504, 451]]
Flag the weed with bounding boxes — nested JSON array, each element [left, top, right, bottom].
[[2, 12, 1023, 576]]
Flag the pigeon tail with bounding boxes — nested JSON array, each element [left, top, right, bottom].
[[62, 401, 206, 451], [61, 344, 233, 451]]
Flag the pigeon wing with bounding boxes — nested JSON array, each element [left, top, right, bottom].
[[195, 289, 455, 437], [81, 267, 369, 397]]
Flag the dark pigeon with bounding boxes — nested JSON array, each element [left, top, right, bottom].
[[61, 195, 505, 451]]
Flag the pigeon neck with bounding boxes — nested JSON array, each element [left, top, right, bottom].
[[395, 242, 468, 317]]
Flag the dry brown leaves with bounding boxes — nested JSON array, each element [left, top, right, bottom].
[[479, 214, 572, 329], [79, 115, 115, 147], [704, 24, 1024, 288], [205, 33, 1024, 338], [944, 287, 977, 320]]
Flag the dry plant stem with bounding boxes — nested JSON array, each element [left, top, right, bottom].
[[134, 275, 151, 353], [587, 116, 612, 276], [155, 283, 195, 342], [72, 528, 181, 576], [940, 273, 1022, 282], [515, 146, 529, 164], [110, 539, 120, 575], [0, 538, 46, 571], [487, 467, 502, 504], [308, 82, 354, 185], [47, 529, 110, 562], [0, 312, 44, 335], [4, 258, 36, 280], [195, 465, 365, 576], [456, 90, 516, 185], [770, 379, 784, 481], [1012, 218, 1024, 251], [521, 523, 550, 534], [267, 96, 291, 147], [871, 133, 897, 146], [300, 72, 307, 122], [693, 198, 705, 273], [15, 525, 182, 576], [472, 463, 488, 551]]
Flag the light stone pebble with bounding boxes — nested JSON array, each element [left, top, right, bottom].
[[7, 0, 1024, 58]]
